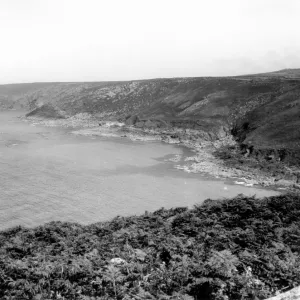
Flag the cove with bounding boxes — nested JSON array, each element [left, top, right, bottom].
[[0, 111, 278, 230]]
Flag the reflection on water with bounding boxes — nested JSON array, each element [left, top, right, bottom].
[[0, 111, 278, 230]]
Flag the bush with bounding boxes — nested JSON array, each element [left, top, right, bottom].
[[0, 194, 299, 299]]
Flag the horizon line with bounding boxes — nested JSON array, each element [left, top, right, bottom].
[[1, 67, 299, 86]]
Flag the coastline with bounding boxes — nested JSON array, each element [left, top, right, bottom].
[[21, 113, 300, 192], [1, 113, 298, 300]]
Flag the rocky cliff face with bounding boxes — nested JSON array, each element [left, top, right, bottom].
[[1, 70, 300, 165]]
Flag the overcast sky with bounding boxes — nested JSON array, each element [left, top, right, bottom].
[[0, 0, 299, 83]]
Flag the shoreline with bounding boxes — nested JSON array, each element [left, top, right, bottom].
[[21, 113, 299, 192]]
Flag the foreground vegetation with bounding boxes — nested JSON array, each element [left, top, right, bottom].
[[0, 194, 300, 300]]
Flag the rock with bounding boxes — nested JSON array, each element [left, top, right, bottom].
[[135, 121, 145, 128], [265, 286, 300, 300], [143, 120, 154, 127], [216, 126, 227, 139], [148, 240, 156, 247], [170, 134, 179, 139], [26, 104, 66, 119], [110, 257, 127, 265], [125, 115, 139, 125], [134, 249, 147, 261], [144, 120, 160, 128], [86, 248, 99, 257]]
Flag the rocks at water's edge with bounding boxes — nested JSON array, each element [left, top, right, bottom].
[[23, 112, 300, 191]]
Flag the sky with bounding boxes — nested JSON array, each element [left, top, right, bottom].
[[0, 0, 299, 83]]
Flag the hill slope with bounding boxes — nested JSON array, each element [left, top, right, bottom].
[[0, 194, 299, 299], [1, 71, 300, 166]]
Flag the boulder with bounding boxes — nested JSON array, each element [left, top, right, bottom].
[[144, 120, 157, 128], [110, 257, 127, 265], [125, 115, 139, 125], [216, 126, 228, 139], [135, 121, 145, 128]]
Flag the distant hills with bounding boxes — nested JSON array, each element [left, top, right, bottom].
[[239, 68, 300, 79], [1, 69, 300, 164]]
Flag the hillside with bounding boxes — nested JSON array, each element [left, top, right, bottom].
[[0, 194, 299, 299], [1, 71, 300, 167], [240, 68, 300, 79]]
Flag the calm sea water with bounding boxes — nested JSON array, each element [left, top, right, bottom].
[[0, 111, 278, 230]]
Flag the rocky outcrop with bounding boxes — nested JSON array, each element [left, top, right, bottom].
[[124, 115, 140, 125], [265, 286, 300, 300], [135, 119, 168, 129], [26, 104, 66, 119]]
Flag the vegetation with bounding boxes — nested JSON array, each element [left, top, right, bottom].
[[214, 145, 300, 189], [0, 194, 300, 299], [1, 72, 300, 162]]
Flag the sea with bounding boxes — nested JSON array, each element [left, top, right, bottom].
[[0, 111, 278, 230]]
